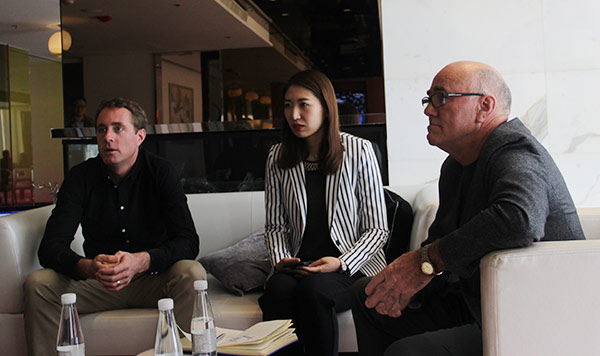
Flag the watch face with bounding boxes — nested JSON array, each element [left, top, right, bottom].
[[421, 262, 434, 276]]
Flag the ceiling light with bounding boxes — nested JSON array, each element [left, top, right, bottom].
[[48, 30, 72, 58], [227, 88, 242, 98], [281, 13, 289, 17], [259, 96, 271, 105], [245, 91, 259, 102]]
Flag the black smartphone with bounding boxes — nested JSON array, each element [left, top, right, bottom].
[[285, 260, 314, 268]]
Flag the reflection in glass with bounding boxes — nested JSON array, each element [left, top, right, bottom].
[[60, 122, 388, 194], [0, 45, 34, 206]]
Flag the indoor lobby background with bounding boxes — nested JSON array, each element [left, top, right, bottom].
[[0, 0, 598, 208]]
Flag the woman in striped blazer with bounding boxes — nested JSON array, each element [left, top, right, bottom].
[[259, 70, 389, 356]]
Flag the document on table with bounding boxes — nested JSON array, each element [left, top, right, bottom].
[[181, 319, 297, 356]]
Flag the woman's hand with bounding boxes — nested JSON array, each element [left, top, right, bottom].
[[275, 257, 302, 272], [302, 256, 342, 274], [275, 257, 343, 276]]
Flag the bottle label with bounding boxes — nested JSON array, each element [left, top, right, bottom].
[[57, 344, 85, 356], [191, 317, 216, 353]]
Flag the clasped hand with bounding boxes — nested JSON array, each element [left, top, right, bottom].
[[364, 250, 433, 318], [275, 256, 342, 277], [78, 251, 150, 291]]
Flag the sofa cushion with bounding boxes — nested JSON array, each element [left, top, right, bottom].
[[200, 229, 271, 296]]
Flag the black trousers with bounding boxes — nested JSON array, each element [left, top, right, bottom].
[[351, 277, 482, 356], [259, 271, 362, 356]]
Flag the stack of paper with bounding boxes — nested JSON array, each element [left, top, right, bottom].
[[181, 319, 298, 356]]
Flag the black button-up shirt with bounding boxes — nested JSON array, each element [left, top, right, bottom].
[[39, 148, 199, 279]]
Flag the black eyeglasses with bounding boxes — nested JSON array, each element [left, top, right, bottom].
[[421, 92, 484, 109]]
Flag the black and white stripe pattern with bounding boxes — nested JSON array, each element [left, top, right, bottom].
[[264, 133, 389, 276]]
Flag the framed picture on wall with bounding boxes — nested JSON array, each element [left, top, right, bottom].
[[168, 83, 194, 123]]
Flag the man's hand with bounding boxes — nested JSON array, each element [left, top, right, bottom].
[[364, 250, 433, 318], [78, 251, 150, 291], [95, 251, 150, 291], [76, 254, 119, 280]]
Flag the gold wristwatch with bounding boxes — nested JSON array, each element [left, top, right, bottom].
[[420, 244, 443, 276]]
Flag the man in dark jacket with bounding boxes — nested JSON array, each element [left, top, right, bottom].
[[24, 98, 205, 356], [351, 61, 585, 356]]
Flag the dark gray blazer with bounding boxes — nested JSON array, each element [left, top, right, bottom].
[[424, 118, 585, 324]]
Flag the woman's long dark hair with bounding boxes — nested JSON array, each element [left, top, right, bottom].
[[277, 70, 343, 175]]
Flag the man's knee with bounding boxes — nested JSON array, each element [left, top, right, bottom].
[[24, 269, 62, 299], [168, 260, 206, 283]]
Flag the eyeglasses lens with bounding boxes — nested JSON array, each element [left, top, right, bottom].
[[431, 93, 444, 108]]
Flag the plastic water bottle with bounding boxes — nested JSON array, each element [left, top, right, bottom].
[[56, 293, 85, 356], [191, 280, 217, 356], [154, 298, 183, 356]]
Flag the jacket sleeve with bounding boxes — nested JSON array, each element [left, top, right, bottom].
[[264, 145, 294, 266], [436, 143, 554, 277], [338, 140, 389, 276], [146, 163, 199, 273], [38, 167, 86, 280]]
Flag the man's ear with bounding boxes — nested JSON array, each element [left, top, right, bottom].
[[476, 95, 497, 122], [136, 128, 146, 146]]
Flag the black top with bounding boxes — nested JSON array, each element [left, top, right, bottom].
[[297, 165, 340, 260], [38, 148, 199, 280]]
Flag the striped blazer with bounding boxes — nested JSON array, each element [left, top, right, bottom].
[[264, 133, 389, 276]]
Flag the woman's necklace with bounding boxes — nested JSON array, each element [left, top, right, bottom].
[[303, 160, 320, 171]]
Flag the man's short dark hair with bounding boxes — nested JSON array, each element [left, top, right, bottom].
[[72, 96, 87, 105], [95, 97, 148, 131]]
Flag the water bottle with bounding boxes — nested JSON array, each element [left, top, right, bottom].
[[155, 298, 183, 356], [56, 293, 85, 356], [191, 280, 217, 356]]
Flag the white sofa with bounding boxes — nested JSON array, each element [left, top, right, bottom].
[[3, 183, 598, 356], [0, 184, 440, 356]]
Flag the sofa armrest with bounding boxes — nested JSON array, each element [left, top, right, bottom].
[[0, 205, 54, 314], [480, 240, 600, 356], [408, 184, 438, 251]]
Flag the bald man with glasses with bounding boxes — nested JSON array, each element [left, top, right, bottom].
[[351, 61, 585, 356]]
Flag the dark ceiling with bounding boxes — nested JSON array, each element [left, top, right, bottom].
[[253, 0, 383, 79]]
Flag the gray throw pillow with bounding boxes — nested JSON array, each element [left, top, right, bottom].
[[199, 229, 272, 296]]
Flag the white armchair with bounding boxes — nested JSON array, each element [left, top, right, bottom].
[[481, 208, 600, 356]]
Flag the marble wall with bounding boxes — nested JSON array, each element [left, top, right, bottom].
[[381, 0, 600, 207]]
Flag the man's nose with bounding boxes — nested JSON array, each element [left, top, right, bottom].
[[104, 129, 115, 141], [424, 102, 436, 117]]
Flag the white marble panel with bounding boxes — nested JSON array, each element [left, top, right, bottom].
[[542, 0, 600, 72], [554, 153, 600, 208], [544, 70, 600, 154], [381, 0, 545, 81], [502, 72, 548, 141], [385, 78, 446, 162]]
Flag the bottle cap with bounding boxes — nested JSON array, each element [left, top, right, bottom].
[[158, 298, 174, 311], [61, 293, 76, 305], [194, 280, 208, 290]]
